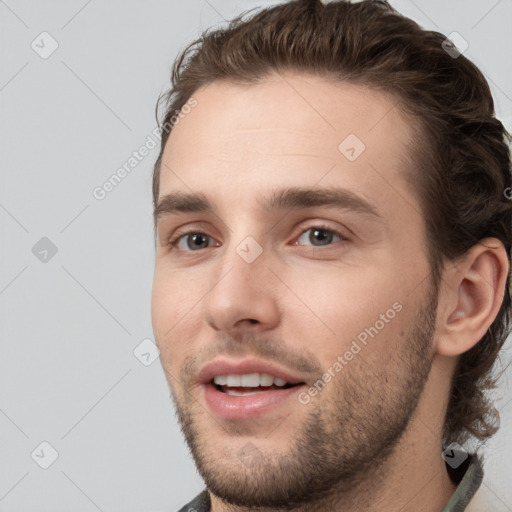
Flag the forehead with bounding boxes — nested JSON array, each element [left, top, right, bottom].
[[164, 72, 410, 153], [159, 72, 418, 221]]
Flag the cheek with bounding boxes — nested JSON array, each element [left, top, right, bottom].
[[281, 263, 405, 358], [151, 266, 202, 358]]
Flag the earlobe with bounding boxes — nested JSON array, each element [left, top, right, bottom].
[[435, 238, 509, 358]]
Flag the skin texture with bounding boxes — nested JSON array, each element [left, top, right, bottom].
[[151, 72, 509, 511]]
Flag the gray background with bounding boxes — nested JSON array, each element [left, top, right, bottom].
[[1, 1, 511, 511]]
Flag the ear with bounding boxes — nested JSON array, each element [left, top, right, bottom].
[[435, 237, 510, 357]]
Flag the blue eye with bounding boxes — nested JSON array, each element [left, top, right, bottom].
[[296, 227, 343, 247], [171, 232, 216, 251], [168, 226, 346, 253]]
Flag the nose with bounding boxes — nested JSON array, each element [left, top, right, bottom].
[[202, 238, 281, 335]]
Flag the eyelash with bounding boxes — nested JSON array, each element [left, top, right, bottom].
[[167, 224, 349, 252]]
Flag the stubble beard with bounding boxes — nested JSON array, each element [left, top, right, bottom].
[[170, 288, 438, 511]]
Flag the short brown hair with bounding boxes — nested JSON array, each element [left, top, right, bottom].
[[152, 0, 512, 445]]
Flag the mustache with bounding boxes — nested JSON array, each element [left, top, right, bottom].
[[180, 332, 322, 386]]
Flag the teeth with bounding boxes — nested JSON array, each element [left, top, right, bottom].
[[213, 375, 228, 386], [227, 375, 241, 387], [260, 373, 274, 386], [213, 373, 290, 387], [240, 373, 260, 387], [225, 389, 261, 396]]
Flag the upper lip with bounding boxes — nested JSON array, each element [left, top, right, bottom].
[[198, 358, 307, 385]]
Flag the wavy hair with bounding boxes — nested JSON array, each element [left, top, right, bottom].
[[152, 0, 512, 445]]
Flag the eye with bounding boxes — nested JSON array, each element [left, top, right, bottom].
[[167, 225, 348, 253], [295, 226, 346, 247], [169, 231, 217, 251]]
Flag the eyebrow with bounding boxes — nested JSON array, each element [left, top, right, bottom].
[[154, 186, 381, 221]]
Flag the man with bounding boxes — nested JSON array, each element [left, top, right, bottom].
[[150, 0, 512, 510]]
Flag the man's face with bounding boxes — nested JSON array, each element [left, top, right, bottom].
[[152, 73, 438, 508]]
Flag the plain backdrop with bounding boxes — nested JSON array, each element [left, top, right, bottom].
[[1, 1, 511, 511]]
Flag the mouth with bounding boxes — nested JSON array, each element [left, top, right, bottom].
[[200, 365, 307, 420], [211, 372, 303, 396]]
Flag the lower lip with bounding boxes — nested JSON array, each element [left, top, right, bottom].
[[203, 383, 305, 420]]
